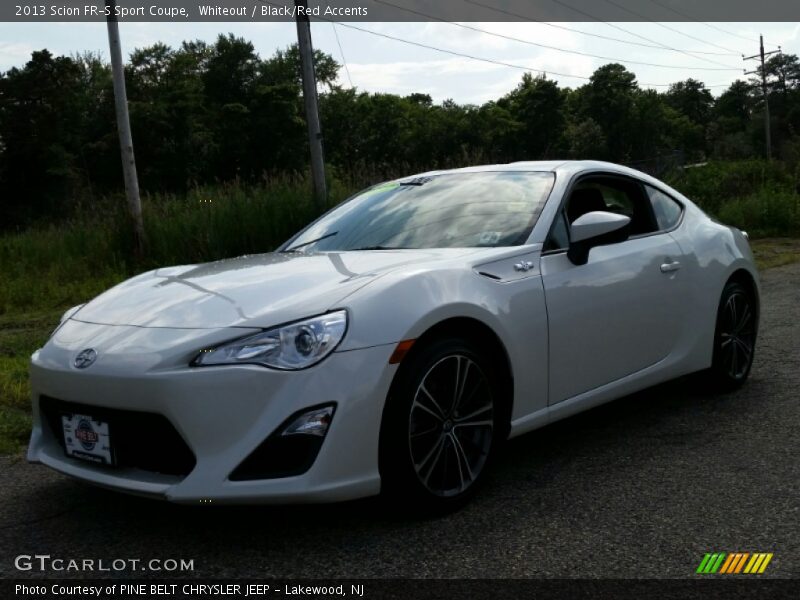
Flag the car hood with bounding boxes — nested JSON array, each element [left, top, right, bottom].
[[72, 249, 478, 329]]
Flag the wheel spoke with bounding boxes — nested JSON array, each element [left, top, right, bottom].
[[726, 295, 738, 327], [417, 384, 446, 420], [454, 419, 494, 430], [736, 303, 752, 333], [415, 434, 446, 475], [448, 435, 466, 492], [454, 402, 493, 424], [410, 424, 440, 439], [734, 337, 752, 361], [412, 396, 444, 422], [452, 356, 473, 415], [729, 339, 739, 377], [450, 432, 475, 484]]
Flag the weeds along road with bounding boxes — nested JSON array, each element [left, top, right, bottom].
[[1, 262, 798, 579]]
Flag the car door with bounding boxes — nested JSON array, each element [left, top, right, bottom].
[[540, 174, 690, 404]]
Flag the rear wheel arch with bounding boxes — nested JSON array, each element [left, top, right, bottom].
[[727, 268, 759, 321], [701, 272, 758, 391]]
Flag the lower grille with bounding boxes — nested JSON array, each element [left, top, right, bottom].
[[40, 396, 196, 477]]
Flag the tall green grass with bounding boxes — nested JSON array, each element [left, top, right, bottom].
[[2, 160, 800, 315], [0, 178, 353, 314]]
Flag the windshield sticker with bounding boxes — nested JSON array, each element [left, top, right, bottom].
[[366, 181, 400, 195], [479, 232, 502, 245]]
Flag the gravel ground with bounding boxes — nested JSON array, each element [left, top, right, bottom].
[[1, 262, 798, 580]]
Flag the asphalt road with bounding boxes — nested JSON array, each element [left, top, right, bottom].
[[1, 262, 798, 580]]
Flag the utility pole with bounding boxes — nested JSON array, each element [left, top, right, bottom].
[[106, 0, 145, 257], [744, 35, 781, 161], [295, 0, 327, 207]]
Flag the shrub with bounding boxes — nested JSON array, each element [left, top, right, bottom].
[[667, 159, 796, 215]]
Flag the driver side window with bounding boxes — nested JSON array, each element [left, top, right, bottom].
[[545, 175, 661, 252], [561, 176, 657, 240]]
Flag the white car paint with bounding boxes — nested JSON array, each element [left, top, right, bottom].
[[569, 211, 631, 243], [27, 160, 759, 503]]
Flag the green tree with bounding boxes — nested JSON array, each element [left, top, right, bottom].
[[0, 51, 89, 225], [498, 73, 566, 159], [575, 64, 638, 161], [665, 79, 714, 126]]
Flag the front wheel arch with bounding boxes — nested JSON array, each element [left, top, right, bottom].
[[387, 317, 514, 439], [377, 320, 513, 510]]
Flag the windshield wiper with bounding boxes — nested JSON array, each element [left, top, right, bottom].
[[399, 176, 432, 186], [282, 231, 338, 252]]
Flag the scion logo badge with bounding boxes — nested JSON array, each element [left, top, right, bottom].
[[696, 552, 774, 574], [74, 348, 97, 369]]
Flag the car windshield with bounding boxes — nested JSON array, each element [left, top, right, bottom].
[[284, 171, 555, 251]]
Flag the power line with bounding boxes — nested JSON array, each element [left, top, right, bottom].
[[543, 0, 739, 69], [331, 22, 354, 88], [372, 0, 741, 71], [597, 0, 743, 55], [331, 22, 596, 83], [645, 0, 780, 48], [327, 21, 733, 89], [462, 0, 740, 56], [256, 0, 733, 90]]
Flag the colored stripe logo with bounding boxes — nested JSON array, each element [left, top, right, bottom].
[[696, 552, 773, 574]]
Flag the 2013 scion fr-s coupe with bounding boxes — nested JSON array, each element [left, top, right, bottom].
[[28, 161, 759, 511]]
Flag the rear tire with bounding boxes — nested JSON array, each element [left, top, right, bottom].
[[379, 336, 505, 514], [702, 280, 757, 392]]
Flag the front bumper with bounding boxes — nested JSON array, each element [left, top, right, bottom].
[[27, 326, 397, 504]]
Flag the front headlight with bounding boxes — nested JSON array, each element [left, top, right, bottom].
[[192, 310, 347, 370]]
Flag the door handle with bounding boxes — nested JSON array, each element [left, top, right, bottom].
[[660, 260, 681, 273]]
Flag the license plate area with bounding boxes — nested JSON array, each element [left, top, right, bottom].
[[61, 413, 115, 466]]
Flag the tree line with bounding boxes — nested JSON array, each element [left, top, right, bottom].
[[1, 33, 800, 230]]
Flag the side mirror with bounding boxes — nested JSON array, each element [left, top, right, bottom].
[[567, 211, 631, 265]]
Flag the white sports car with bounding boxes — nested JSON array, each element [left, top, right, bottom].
[[27, 161, 759, 510]]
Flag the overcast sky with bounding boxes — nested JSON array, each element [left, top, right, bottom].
[[1, 20, 798, 102]]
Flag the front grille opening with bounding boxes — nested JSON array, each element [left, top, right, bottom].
[[40, 396, 196, 477]]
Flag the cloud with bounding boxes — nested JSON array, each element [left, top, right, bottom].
[[346, 49, 595, 104], [0, 42, 35, 71]]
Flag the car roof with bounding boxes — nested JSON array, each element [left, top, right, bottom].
[[411, 160, 648, 178], [407, 160, 674, 192]]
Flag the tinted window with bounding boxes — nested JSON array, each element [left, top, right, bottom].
[[566, 177, 657, 236], [646, 185, 683, 230], [285, 172, 555, 251]]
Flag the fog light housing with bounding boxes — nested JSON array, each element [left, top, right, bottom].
[[281, 406, 333, 437], [229, 404, 336, 481]]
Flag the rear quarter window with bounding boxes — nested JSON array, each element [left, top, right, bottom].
[[645, 185, 683, 231]]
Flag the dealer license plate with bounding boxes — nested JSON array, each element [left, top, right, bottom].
[[61, 413, 114, 465]]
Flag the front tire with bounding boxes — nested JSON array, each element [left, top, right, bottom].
[[703, 280, 757, 391], [379, 337, 504, 513]]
